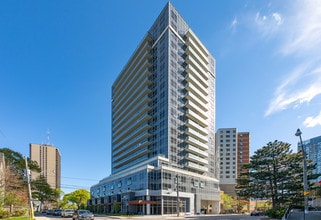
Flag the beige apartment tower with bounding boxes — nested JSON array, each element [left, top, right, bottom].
[[30, 143, 61, 190]]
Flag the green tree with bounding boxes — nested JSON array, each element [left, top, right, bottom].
[[31, 176, 59, 207], [0, 148, 41, 213], [236, 140, 320, 209], [112, 203, 120, 213], [0, 148, 40, 175], [315, 184, 321, 197], [60, 194, 77, 209], [235, 199, 249, 213], [0, 147, 67, 216], [68, 189, 90, 210], [220, 193, 236, 213], [3, 191, 22, 213]]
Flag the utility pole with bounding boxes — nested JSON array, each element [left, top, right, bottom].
[[295, 128, 308, 220], [176, 174, 179, 217], [25, 157, 34, 219]]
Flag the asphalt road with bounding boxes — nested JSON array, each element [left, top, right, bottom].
[[35, 213, 267, 220]]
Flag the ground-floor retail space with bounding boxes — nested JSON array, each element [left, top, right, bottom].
[[89, 193, 220, 215]]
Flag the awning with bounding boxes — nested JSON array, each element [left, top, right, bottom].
[[128, 200, 157, 205]]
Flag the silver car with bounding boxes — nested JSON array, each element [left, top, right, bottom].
[[61, 209, 74, 218], [72, 210, 94, 220]]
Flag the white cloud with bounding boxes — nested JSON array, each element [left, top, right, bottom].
[[265, 63, 321, 116], [230, 17, 238, 33], [265, 0, 321, 116], [272, 13, 282, 25], [255, 12, 267, 27], [255, 12, 266, 24], [303, 111, 321, 127], [254, 11, 282, 37], [280, 0, 321, 56], [231, 17, 238, 27]]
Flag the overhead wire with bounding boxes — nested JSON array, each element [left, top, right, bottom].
[[32, 174, 99, 190]]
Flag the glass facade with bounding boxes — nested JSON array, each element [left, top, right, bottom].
[[301, 135, 321, 182], [90, 2, 219, 215], [90, 157, 220, 214]]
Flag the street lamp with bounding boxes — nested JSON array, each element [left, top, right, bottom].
[[295, 128, 309, 218], [176, 174, 179, 217]]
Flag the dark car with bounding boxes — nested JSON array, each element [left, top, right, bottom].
[[53, 209, 63, 216], [250, 210, 264, 216], [72, 210, 94, 220], [47, 209, 55, 215]]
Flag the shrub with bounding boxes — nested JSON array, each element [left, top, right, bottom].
[[265, 208, 286, 219], [0, 209, 11, 218], [12, 209, 27, 217]]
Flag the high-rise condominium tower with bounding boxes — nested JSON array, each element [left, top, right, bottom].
[[237, 132, 250, 180], [298, 135, 321, 183], [90, 3, 220, 215], [216, 128, 250, 198], [30, 143, 61, 190]]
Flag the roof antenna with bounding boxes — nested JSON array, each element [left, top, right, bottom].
[[46, 129, 51, 145]]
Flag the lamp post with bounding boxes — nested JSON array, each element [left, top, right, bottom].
[[295, 128, 309, 218], [176, 174, 179, 217]]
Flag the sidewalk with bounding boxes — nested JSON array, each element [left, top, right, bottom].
[[91, 214, 189, 219], [34, 214, 188, 220], [34, 214, 274, 220], [34, 217, 49, 220]]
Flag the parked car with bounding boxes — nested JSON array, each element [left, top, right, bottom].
[[61, 209, 74, 218], [250, 210, 264, 216], [46, 209, 55, 215], [72, 210, 94, 220], [53, 209, 63, 216]]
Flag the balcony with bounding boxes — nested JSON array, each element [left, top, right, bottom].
[[185, 81, 208, 97], [185, 100, 207, 120], [113, 100, 151, 129], [113, 68, 152, 112], [186, 153, 208, 165], [186, 109, 207, 127], [186, 135, 208, 150], [113, 128, 151, 153], [114, 139, 150, 161], [114, 86, 152, 117], [185, 144, 208, 158], [186, 55, 208, 81], [113, 148, 152, 169], [185, 46, 209, 75], [113, 36, 152, 92], [185, 92, 207, 108], [113, 118, 152, 145], [186, 161, 208, 173], [185, 65, 208, 88], [185, 30, 209, 58], [186, 92, 208, 111], [186, 119, 208, 135]]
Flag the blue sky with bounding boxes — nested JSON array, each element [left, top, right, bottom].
[[1, 0, 321, 193]]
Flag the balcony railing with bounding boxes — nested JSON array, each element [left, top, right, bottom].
[[185, 144, 208, 158]]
